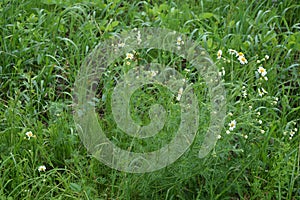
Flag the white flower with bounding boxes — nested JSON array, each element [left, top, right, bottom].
[[149, 70, 158, 77], [238, 56, 248, 65], [228, 120, 236, 131], [236, 52, 244, 57], [264, 76, 268, 81], [228, 112, 233, 116], [271, 100, 277, 105], [226, 130, 230, 134], [244, 134, 248, 139], [221, 67, 225, 75], [176, 36, 184, 46], [126, 53, 134, 60], [265, 55, 270, 60], [249, 105, 253, 109], [257, 66, 267, 77], [217, 135, 222, 139], [117, 43, 125, 48], [228, 49, 237, 55], [242, 90, 247, 98], [258, 119, 262, 124], [261, 87, 268, 94], [258, 88, 267, 97], [38, 165, 46, 172], [25, 131, 35, 140], [176, 87, 183, 101], [260, 130, 265, 134], [217, 50, 222, 59], [258, 88, 264, 97]]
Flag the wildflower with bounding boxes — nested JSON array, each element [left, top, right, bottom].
[[244, 134, 248, 139], [257, 111, 261, 116], [257, 60, 261, 64], [38, 165, 46, 172], [226, 130, 230, 134], [242, 90, 247, 98], [117, 43, 125, 48], [228, 49, 237, 55], [238, 56, 248, 65], [261, 87, 268, 94], [126, 53, 134, 60], [264, 77, 268, 81], [258, 119, 262, 124], [221, 67, 225, 75], [126, 61, 131, 65], [249, 105, 253, 109], [176, 87, 183, 101], [260, 130, 265, 134], [25, 131, 35, 140], [258, 88, 264, 97], [271, 100, 277, 105], [217, 50, 222, 59], [228, 112, 233, 116], [149, 70, 158, 77], [258, 88, 267, 97], [228, 120, 236, 131], [176, 36, 184, 46], [257, 66, 267, 77], [265, 55, 270, 60], [217, 135, 222, 139], [236, 52, 244, 57]]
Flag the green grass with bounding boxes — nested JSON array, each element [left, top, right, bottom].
[[1, 0, 299, 199]]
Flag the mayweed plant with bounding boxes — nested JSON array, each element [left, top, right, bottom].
[[0, 0, 299, 199]]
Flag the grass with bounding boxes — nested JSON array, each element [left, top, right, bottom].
[[0, 0, 299, 199]]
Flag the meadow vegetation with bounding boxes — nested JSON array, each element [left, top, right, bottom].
[[0, 0, 299, 199]]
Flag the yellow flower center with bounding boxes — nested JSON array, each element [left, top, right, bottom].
[[238, 52, 244, 57]]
